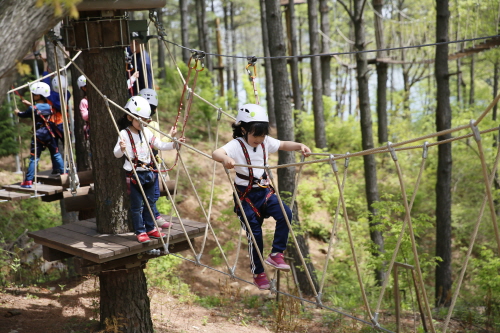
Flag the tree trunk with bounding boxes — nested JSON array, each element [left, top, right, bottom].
[[373, 0, 388, 144], [307, 0, 327, 149], [319, 0, 331, 98], [156, 9, 167, 82], [287, 1, 302, 112], [231, 3, 238, 100], [345, 0, 385, 284], [265, 0, 319, 297], [223, 3, 232, 96], [78, 11, 154, 331], [435, 0, 453, 308], [196, 0, 212, 71], [179, 0, 190, 64], [0, 0, 64, 109], [260, 0, 276, 127], [469, 55, 475, 105], [100, 266, 153, 331]]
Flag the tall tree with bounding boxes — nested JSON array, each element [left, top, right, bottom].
[[338, 0, 385, 284], [196, 0, 212, 71], [287, 0, 303, 112], [435, 0, 453, 307], [0, 0, 66, 106], [260, 0, 276, 127], [156, 8, 167, 82], [76, 10, 154, 330], [373, 0, 388, 144], [179, 0, 190, 64], [265, 0, 319, 296], [319, 0, 331, 98], [307, 0, 327, 149]]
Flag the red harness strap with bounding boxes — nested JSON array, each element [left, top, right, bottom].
[[125, 128, 156, 184], [235, 138, 274, 219], [34, 106, 56, 138]]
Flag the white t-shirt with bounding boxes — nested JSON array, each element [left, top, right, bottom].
[[113, 127, 175, 171], [221, 136, 280, 186]]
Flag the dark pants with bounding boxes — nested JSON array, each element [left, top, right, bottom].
[[25, 129, 64, 182], [143, 172, 161, 220], [235, 185, 292, 274], [130, 171, 155, 235]]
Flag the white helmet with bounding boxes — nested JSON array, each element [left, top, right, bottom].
[[51, 75, 67, 91], [77, 75, 87, 89], [235, 104, 268, 124], [138, 88, 158, 106], [124, 96, 151, 118], [30, 82, 51, 97]]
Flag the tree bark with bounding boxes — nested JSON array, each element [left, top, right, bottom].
[[435, 0, 453, 308], [196, 0, 212, 71], [373, 0, 388, 144], [0, 0, 65, 106], [319, 0, 331, 98], [265, 0, 319, 296], [100, 266, 153, 331], [307, 0, 327, 149], [179, 0, 190, 64], [83, 45, 129, 235], [156, 8, 167, 82], [287, 0, 303, 112], [223, 3, 232, 95], [340, 0, 385, 284], [260, 0, 276, 127], [469, 55, 475, 105]]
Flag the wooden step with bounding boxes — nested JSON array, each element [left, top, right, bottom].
[[0, 190, 31, 201], [2, 183, 64, 195]]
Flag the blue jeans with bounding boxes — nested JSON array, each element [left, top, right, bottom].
[[130, 171, 156, 235], [235, 186, 292, 274], [25, 135, 64, 182]]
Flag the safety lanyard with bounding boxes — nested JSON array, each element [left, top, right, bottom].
[[125, 128, 154, 171]]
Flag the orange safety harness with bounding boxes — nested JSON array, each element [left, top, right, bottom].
[[235, 138, 274, 219]]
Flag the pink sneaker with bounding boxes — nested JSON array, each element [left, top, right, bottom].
[[156, 216, 172, 228], [265, 253, 290, 272], [137, 232, 151, 243], [146, 229, 166, 239], [253, 273, 270, 290]]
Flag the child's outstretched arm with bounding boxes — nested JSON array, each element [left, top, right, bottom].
[[212, 148, 235, 169], [279, 141, 311, 156]]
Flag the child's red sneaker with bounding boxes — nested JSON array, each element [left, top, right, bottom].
[[253, 273, 270, 290], [146, 229, 166, 239], [265, 253, 291, 272], [20, 180, 33, 188], [136, 232, 151, 243], [156, 216, 172, 229]]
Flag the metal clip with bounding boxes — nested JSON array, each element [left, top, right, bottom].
[[387, 141, 397, 161], [470, 119, 481, 142], [217, 108, 222, 121], [265, 165, 273, 180], [315, 293, 323, 308], [344, 152, 350, 168], [422, 142, 428, 159], [329, 155, 338, 172], [163, 244, 170, 255]]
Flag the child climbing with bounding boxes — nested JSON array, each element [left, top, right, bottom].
[[138, 88, 177, 230], [212, 104, 311, 290], [14, 82, 65, 188], [113, 96, 184, 243], [77, 75, 89, 140]]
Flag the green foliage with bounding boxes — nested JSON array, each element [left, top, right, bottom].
[[0, 101, 20, 157], [145, 255, 193, 300]]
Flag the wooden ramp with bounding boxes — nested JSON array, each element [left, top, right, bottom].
[[28, 215, 206, 265]]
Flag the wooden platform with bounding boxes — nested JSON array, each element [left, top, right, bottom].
[[28, 215, 206, 264], [0, 189, 31, 201], [2, 183, 64, 195]]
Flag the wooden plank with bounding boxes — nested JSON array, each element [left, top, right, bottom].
[[3, 183, 63, 195], [28, 228, 111, 262], [47, 226, 130, 256], [0, 190, 31, 201]]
